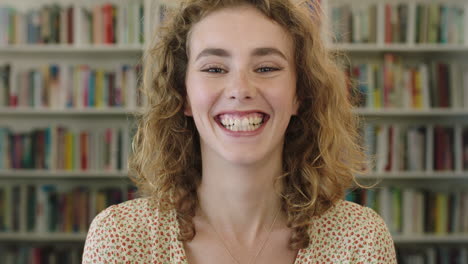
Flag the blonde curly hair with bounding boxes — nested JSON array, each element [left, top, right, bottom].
[[129, 0, 366, 250]]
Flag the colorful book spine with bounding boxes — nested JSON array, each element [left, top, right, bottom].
[[330, 2, 377, 44], [348, 55, 468, 110], [2, 63, 143, 109], [0, 125, 128, 171], [0, 184, 134, 234], [347, 187, 468, 235]]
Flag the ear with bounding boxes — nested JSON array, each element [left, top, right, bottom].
[[184, 97, 193, 116]]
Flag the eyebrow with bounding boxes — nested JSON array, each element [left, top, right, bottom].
[[195, 47, 288, 61]]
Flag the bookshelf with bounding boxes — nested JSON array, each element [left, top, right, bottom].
[[0, 233, 86, 242], [325, 0, 468, 261], [0, 170, 128, 179], [1, 0, 468, 262], [0, 0, 152, 261], [331, 43, 468, 52], [0, 108, 141, 116], [0, 45, 144, 53]]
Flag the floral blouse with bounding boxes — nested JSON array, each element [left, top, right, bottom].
[[82, 198, 397, 263]]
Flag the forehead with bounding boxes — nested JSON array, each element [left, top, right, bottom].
[[187, 5, 294, 59]]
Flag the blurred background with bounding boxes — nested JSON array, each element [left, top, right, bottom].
[[0, 0, 467, 263]]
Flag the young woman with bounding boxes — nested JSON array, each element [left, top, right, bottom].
[[83, 0, 396, 263]]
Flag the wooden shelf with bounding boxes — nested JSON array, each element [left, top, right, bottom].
[[0, 233, 86, 242], [0, 108, 143, 116], [3, 108, 468, 117], [355, 108, 468, 117], [0, 170, 128, 179], [0, 44, 143, 54], [393, 234, 468, 244], [357, 171, 468, 180], [330, 44, 468, 53]]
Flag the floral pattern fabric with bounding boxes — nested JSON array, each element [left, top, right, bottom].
[[82, 198, 397, 263]]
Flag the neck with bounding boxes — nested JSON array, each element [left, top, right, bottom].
[[197, 145, 285, 245]]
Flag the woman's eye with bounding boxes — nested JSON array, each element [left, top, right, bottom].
[[256, 67, 279, 73], [202, 67, 226, 74]]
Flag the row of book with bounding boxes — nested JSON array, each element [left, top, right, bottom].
[[331, 2, 466, 45], [384, 3, 408, 44], [0, 5, 74, 45], [331, 3, 377, 44], [0, 1, 144, 45], [0, 183, 136, 233], [415, 3, 465, 44], [0, 64, 9, 106], [0, 63, 144, 109], [363, 124, 468, 172], [0, 245, 82, 264], [348, 54, 468, 109], [346, 187, 468, 235], [0, 126, 129, 171], [78, 1, 144, 45], [397, 247, 468, 264]]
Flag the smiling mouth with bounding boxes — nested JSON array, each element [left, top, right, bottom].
[[215, 112, 269, 132]]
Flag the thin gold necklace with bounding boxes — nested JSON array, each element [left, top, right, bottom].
[[201, 208, 281, 264]]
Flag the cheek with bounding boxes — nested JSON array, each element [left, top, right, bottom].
[[268, 81, 297, 114], [186, 78, 218, 115]]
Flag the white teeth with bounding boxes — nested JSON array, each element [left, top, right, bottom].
[[241, 118, 249, 130], [218, 113, 265, 132], [242, 118, 248, 126]]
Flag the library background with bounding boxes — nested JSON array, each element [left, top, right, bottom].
[[0, 0, 467, 263]]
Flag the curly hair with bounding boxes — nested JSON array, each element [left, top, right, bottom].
[[129, 0, 367, 250]]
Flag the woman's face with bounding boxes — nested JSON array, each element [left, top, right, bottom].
[[185, 5, 298, 166]]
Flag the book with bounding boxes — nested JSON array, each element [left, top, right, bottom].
[[3, 63, 143, 109], [330, 2, 377, 44], [351, 187, 468, 236], [0, 183, 135, 234], [0, 125, 128, 171], [0, 245, 82, 263]]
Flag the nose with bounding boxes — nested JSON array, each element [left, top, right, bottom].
[[225, 70, 257, 101]]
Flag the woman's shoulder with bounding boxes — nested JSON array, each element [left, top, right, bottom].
[[83, 197, 180, 263], [315, 199, 383, 225], [301, 200, 396, 263], [88, 197, 178, 233], [311, 199, 391, 239], [92, 197, 174, 222], [88, 198, 154, 227]]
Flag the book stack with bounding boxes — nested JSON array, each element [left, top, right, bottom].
[[416, 3, 465, 44], [0, 126, 128, 171], [433, 126, 455, 171], [0, 64, 10, 106], [397, 247, 468, 264], [0, 184, 135, 233], [0, 0, 145, 46], [363, 124, 466, 172], [0, 4, 74, 45], [330, 2, 377, 43], [428, 61, 466, 108], [3, 63, 143, 109], [384, 3, 408, 43], [347, 187, 468, 235], [348, 54, 468, 109], [0, 245, 82, 264], [77, 1, 144, 45]]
